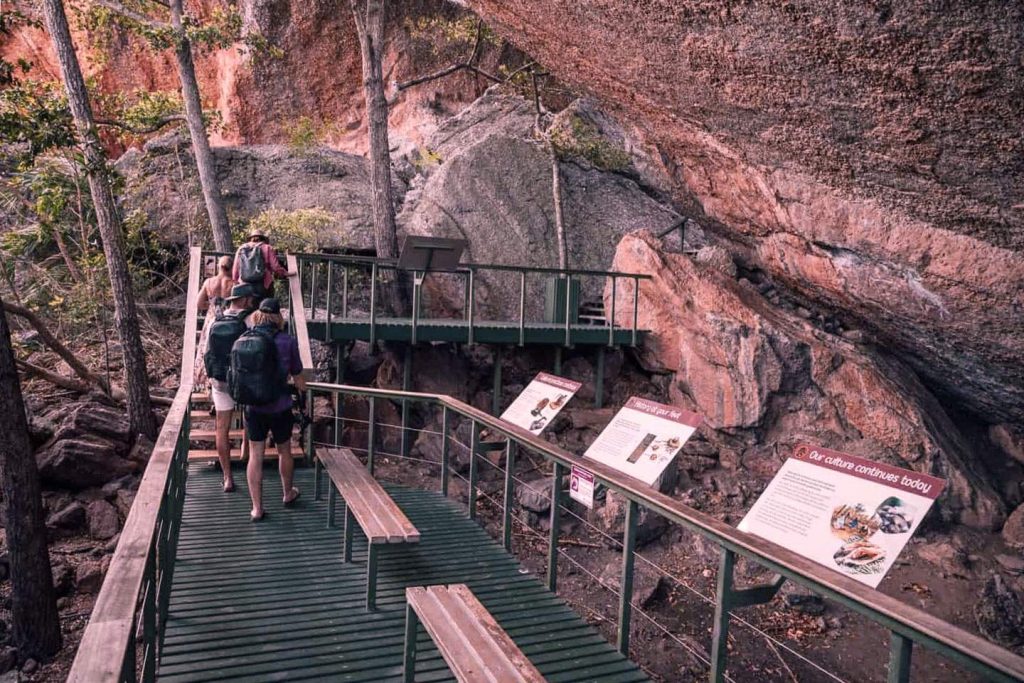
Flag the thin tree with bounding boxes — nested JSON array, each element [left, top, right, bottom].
[[88, 0, 235, 251], [41, 0, 157, 438], [0, 302, 62, 660], [350, 0, 408, 315]]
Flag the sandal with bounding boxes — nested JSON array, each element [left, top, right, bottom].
[[283, 488, 301, 507]]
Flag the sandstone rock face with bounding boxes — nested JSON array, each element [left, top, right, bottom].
[[465, 0, 1024, 425], [399, 90, 678, 318], [607, 231, 1004, 529], [116, 133, 382, 249]]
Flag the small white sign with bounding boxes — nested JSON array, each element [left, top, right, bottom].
[[569, 465, 595, 509], [501, 372, 582, 435], [583, 397, 702, 487], [738, 444, 945, 588]]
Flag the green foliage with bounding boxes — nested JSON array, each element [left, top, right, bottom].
[[411, 145, 443, 172], [284, 117, 325, 154], [239, 208, 336, 253], [0, 79, 76, 162], [550, 115, 631, 172], [406, 15, 498, 48]]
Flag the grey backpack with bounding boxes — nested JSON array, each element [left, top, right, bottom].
[[237, 244, 266, 284]]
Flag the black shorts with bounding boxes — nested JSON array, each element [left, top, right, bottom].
[[244, 408, 294, 444]]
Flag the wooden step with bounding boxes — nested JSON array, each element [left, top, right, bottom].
[[188, 449, 243, 462], [190, 410, 216, 420], [189, 429, 244, 440], [191, 393, 211, 404]]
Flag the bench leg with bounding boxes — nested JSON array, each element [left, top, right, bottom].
[[314, 458, 322, 501], [402, 601, 418, 683], [343, 507, 354, 563], [327, 484, 337, 529], [366, 543, 379, 611]]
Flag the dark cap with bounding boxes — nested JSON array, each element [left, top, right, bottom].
[[258, 298, 282, 314], [225, 283, 256, 302]]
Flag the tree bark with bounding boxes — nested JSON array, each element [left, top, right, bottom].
[[0, 303, 62, 659], [169, 0, 232, 253], [41, 0, 157, 439], [351, 0, 408, 316]]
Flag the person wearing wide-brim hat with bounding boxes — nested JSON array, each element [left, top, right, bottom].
[[232, 231, 295, 301]]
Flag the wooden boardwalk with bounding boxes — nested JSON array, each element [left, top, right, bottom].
[[158, 466, 648, 682]]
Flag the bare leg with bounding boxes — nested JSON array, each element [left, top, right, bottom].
[[248, 438, 265, 518], [215, 409, 235, 490], [278, 438, 296, 503]]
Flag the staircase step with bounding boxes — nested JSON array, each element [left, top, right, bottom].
[[188, 449, 243, 462], [189, 430, 244, 440], [190, 410, 216, 420]]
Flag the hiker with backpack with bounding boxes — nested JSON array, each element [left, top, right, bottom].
[[193, 255, 235, 390], [232, 231, 294, 301], [228, 298, 306, 521], [203, 283, 258, 492]]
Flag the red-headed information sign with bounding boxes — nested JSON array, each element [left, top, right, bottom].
[[738, 444, 945, 588]]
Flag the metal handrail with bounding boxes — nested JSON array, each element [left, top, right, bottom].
[[307, 380, 1024, 683]]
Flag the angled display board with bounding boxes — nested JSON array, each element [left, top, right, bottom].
[[583, 397, 702, 487], [738, 444, 945, 588], [500, 372, 582, 434]]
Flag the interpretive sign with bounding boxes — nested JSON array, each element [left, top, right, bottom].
[[569, 465, 595, 509], [738, 444, 945, 588], [583, 397, 702, 487], [500, 372, 582, 435]]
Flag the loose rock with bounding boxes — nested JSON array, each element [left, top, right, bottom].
[[86, 499, 121, 540], [974, 574, 1024, 647]]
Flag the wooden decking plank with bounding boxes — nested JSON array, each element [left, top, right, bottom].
[[158, 467, 646, 682]]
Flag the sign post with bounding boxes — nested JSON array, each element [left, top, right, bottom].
[[738, 444, 945, 588], [500, 372, 582, 435]]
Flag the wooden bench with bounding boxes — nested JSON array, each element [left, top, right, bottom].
[[319, 447, 420, 610], [403, 584, 545, 683]]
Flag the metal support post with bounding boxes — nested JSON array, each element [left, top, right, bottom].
[[617, 499, 638, 655], [341, 267, 349, 318], [343, 506, 354, 562], [609, 276, 617, 346], [411, 272, 421, 345], [888, 633, 913, 683], [310, 260, 318, 319], [324, 263, 333, 341], [367, 397, 376, 476], [403, 601, 419, 682], [468, 421, 480, 519], [595, 346, 606, 408], [366, 543, 379, 611], [492, 346, 503, 415], [518, 272, 527, 346], [547, 462, 565, 592], [440, 406, 451, 496], [369, 263, 378, 347], [710, 548, 736, 683], [554, 346, 562, 375], [327, 484, 337, 528], [631, 276, 639, 346], [563, 275, 572, 347], [401, 344, 413, 457], [467, 269, 476, 345], [502, 441, 516, 551]]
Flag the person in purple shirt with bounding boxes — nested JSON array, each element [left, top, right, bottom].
[[244, 298, 306, 521]]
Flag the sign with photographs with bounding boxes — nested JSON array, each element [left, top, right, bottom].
[[583, 397, 702, 487], [569, 465, 595, 509], [500, 372, 582, 435], [738, 444, 945, 588]]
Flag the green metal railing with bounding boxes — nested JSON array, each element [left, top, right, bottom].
[[307, 381, 1024, 683], [292, 252, 650, 348]]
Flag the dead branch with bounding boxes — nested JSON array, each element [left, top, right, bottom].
[[558, 538, 603, 549], [393, 19, 502, 100], [2, 300, 108, 392], [15, 359, 91, 393], [95, 115, 186, 135], [89, 0, 169, 31]]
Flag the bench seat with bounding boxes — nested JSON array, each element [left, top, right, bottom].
[[319, 447, 419, 609], [404, 584, 545, 683]]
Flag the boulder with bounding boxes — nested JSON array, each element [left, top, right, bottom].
[[36, 438, 136, 490], [1003, 504, 1024, 549], [991, 424, 1024, 466], [52, 402, 131, 446], [593, 490, 668, 550], [86, 500, 121, 541], [116, 133, 387, 250], [51, 564, 74, 597], [75, 561, 105, 595], [516, 476, 553, 514], [606, 231, 1005, 529], [45, 501, 86, 539], [399, 89, 677, 319], [974, 574, 1024, 647]]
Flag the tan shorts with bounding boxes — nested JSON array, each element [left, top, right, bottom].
[[209, 379, 235, 412]]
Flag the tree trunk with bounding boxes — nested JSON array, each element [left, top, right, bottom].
[[546, 137, 568, 270], [42, 0, 156, 439], [0, 303, 62, 659], [170, 0, 232, 253], [351, 0, 408, 316]]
